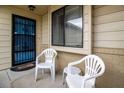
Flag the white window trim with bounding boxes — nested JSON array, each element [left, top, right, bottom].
[[51, 46, 88, 54]]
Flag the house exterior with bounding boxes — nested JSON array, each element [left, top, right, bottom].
[[0, 5, 124, 87]]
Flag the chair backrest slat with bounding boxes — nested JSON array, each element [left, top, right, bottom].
[[84, 55, 105, 77], [42, 48, 57, 63]]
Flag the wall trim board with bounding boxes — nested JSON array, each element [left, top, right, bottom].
[[93, 47, 124, 56]]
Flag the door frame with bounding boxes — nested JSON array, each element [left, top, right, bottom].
[[12, 14, 36, 67]]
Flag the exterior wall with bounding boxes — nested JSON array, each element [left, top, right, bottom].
[[41, 5, 124, 87], [93, 5, 124, 87], [41, 13, 49, 51], [0, 6, 42, 70], [41, 5, 92, 71], [93, 48, 124, 88], [93, 5, 124, 48], [49, 5, 92, 54]]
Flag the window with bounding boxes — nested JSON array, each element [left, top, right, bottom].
[[52, 8, 64, 46], [52, 5, 83, 48]]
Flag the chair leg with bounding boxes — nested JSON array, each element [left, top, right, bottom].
[[53, 68, 56, 80], [41, 69, 44, 75], [35, 67, 38, 81], [92, 84, 95, 88], [65, 81, 68, 88], [52, 67, 55, 80], [50, 67, 55, 81], [50, 67, 53, 80], [62, 72, 65, 85]]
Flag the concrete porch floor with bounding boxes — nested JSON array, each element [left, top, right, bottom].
[[0, 68, 65, 88]]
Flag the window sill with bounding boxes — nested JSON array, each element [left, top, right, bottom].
[[51, 46, 88, 54]]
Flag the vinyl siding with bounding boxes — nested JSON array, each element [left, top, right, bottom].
[[0, 6, 42, 70], [93, 5, 124, 48], [41, 13, 49, 45], [93, 5, 124, 87]]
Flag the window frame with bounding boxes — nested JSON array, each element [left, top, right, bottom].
[[52, 5, 83, 48]]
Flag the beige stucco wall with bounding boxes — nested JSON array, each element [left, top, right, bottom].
[[41, 5, 124, 87], [0, 6, 42, 70]]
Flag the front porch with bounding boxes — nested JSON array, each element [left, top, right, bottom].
[[0, 5, 124, 88], [0, 68, 64, 88]]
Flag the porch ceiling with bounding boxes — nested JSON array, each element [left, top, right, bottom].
[[14, 5, 49, 16]]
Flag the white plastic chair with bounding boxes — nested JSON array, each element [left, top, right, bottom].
[[66, 55, 105, 88], [35, 48, 57, 81], [62, 66, 81, 85]]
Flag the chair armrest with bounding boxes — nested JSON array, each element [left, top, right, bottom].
[[36, 52, 43, 59], [68, 61, 81, 67], [67, 58, 85, 74], [67, 61, 79, 74], [68, 57, 85, 67], [36, 52, 44, 65]]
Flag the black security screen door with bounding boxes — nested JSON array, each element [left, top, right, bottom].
[[12, 14, 36, 66]]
